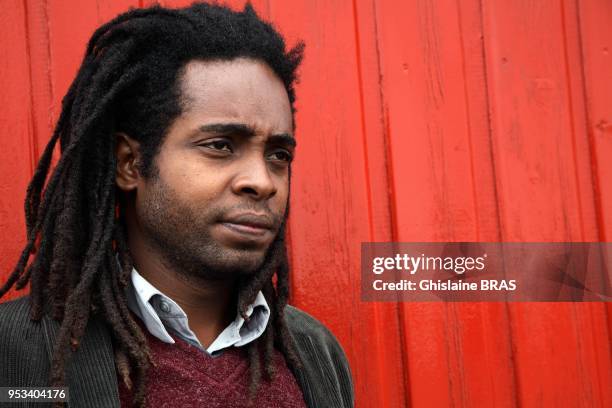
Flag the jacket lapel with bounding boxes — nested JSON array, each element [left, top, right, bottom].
[[42, 315, 120, 407]]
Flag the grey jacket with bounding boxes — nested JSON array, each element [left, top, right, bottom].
[[0, 297, 353, 407]]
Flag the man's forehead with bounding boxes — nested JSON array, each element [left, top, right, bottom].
[[177, 58, 293, 133], [179, 58, 288, 105]]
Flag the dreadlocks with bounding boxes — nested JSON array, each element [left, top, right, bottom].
[[0, 3, 304, 406]]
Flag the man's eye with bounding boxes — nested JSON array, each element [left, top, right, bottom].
[[201, 140, 233, 152], [268, 150, 293, 163]]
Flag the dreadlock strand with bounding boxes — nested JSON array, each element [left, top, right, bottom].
[[98, 264, 149, 408], [261, 280, 277, 381], [57, 150, 116, 355], [274, 253, 302, 370], [109, 234, 151, 359], [237, 259, 278, 319], [24, 129, 62, 235], [114, 218, 133, 288], [247, 340, 262, 403], [236, 226, 286, 317], [15, 182, 61, 290], [48, 152, 85, 319], [106, 241, 152, 359], [19, 191, 63, 319], [0, 188, 67, 297], [114, 344, 133, 390], [68, 148, 117, 341], [0, 180, 63, 299]]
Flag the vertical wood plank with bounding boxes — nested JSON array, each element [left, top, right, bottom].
[[481, 0, 611, 406], [23, 0, 55, 165], [371, 0, 517, 406], [576, 0, 612, 405], [353, 0, 408, 406], [0, 0, 37, 301], [577, 0, 612, 243], [563, 1, 611, 404]]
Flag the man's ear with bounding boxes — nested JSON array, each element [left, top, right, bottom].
[[115, 132, 141, 192]]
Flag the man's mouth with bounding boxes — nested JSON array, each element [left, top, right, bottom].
[[219, 213, 275, 238]]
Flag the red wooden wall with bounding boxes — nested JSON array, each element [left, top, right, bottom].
[[1, 0, 610, 407]]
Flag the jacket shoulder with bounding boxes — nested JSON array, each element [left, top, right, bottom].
[[285, 305, 343, 347], [285, 305, 354, 408], [0, 296, 50, 387], [0, 296, 37, 331]]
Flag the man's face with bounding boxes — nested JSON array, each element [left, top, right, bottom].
[[133, 58, 294, 280]]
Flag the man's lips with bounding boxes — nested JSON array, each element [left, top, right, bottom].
[[220, 213, 275, 237]]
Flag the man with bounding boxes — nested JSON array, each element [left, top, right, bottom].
[[0, 3, 353, 407]]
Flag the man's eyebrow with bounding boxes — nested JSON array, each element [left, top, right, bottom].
[[199, 122, 296, 147], [268, 133, 297, 148], [199, 123, 255, 136]]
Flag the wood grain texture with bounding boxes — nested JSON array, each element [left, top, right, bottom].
[[481, 0, 611, 406], [0, 0, 37, 301], [575, 0, 612, 405], [370, 0, 516, 406], [0, 1, 610, 407]]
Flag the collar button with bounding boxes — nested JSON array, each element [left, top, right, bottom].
[[159, 301, 171, 313]]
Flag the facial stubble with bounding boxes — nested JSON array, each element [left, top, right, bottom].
[[137, 174, 285, 283]]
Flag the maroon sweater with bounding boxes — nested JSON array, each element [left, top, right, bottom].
[[119, 329, 306, 407]]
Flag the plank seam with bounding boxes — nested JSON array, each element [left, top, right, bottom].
[[573, 0, 607, 243], [22, 0, 38, 179], [560, 0, 588, 241], [477, 0, 520, 406], [366, 0, 412, 406]]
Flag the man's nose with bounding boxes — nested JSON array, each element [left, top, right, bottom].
[[231, 156, 277, 200]]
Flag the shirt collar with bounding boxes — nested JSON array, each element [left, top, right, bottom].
[[126, 267, 270, 354]]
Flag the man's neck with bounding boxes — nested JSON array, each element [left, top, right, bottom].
[[127, 234, 237, 348]]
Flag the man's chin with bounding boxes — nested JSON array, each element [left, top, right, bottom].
[[181, 248, 267, 281]]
